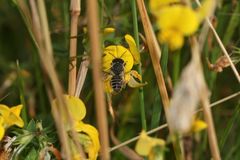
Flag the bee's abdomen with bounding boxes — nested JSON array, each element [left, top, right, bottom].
[[111, 75, 123, 93]]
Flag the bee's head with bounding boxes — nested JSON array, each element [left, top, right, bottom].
[[111, 58, 125, 75]]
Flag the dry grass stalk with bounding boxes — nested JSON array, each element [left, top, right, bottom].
[[30, 1, 71, 158], [87, 0, 110, 159], [110, 91, 240, 152], [136, 0, 184, 159], [74, 56, 89, 97], [195, 0, 240, 83], [68, 0, 81, 95], [136, 0, 169, 119], [29, 0, 86, 159], [201, 92, 221, 160], [191, 38, 221, 160]]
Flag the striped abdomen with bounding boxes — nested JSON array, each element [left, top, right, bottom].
[[111, 75, 123, 93]]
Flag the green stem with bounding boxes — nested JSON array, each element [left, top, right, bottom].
[[100, 0, 104, 27], [16, 61, 28, 126], [131, 0, 147, 130], [172, 51, 180, 86], [33, 51, 46, 113]]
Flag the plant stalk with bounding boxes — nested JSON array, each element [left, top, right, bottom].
[[87, 0, 110, 159], [131, 0, 147, 130], [135, 0, 184, 159], [68, 0, 81, 95]]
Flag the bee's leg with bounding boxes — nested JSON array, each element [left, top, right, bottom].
[[130, 70, 142, 81], [126, 70, 147, 88]]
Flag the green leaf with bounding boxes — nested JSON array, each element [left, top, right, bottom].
[[26, 119, 36, 132], [25, 148, 38, 160]]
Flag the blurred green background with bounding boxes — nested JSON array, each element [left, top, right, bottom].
[[0, 0, 239, 159]]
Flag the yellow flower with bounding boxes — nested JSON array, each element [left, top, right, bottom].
[[150, 0, 213, 50], [191, 119, 207, 133], [157, 6, 199, 36], [75, 121, 100, 160], [102, 34, 146, 94], [0, 104, 24, 128], [54, 95, 100, 160], [103, 27, 115, 35], [103, 45, 134, 73], [0, 104, 24, 140], [135, 130, 165, 156]]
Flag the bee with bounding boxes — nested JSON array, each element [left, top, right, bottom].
[[103, 45, 133, 94], [110, 58, 125, 93], [102, 35, 146, 94]]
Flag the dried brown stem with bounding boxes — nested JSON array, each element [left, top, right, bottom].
[[191, 37, 221, 160], [136, 1, 184, 159], [136, 0, 169, 120], [87, 0, 110, 159], [68, 0, 81, 95], [29, 0, 86, 159], [201, 91, 221, 160], [74, 56, 89, 97]]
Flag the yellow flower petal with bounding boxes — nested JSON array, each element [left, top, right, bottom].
[[103, 27, 115, 35], [127, 70, 147, 88], [75, 121, 100, 160], [8, 112, 24, 128], [103, 75, 114, 94], [10, 105, 23, 116], [0, 104, 24, 128], [65, 95, 86, 121], [102, 45, 134, 73], [0, 104, 10, 118], [157, 6, 199, 36], [124, 34, 140, 64], [0, 117, 5, 140], [158, 29, 184, 50], [135, 131, 165, 156], [196, 0, 214, 22], [192, 119, 207, 133], [149, 0, 180, 15]]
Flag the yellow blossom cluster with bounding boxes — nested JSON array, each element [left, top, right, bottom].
[[150, 0, 213, 50]]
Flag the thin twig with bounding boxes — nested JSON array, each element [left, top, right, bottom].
[[110, 91, 240, 152], [68, 0, 81, 95], [201, 92, 221, 160], [87, 0, 110, 159], [110, 126, 143, 159], [195, 0, 240, 83]]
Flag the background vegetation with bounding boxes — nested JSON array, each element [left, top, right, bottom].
[[0, 0, 239, 159]]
